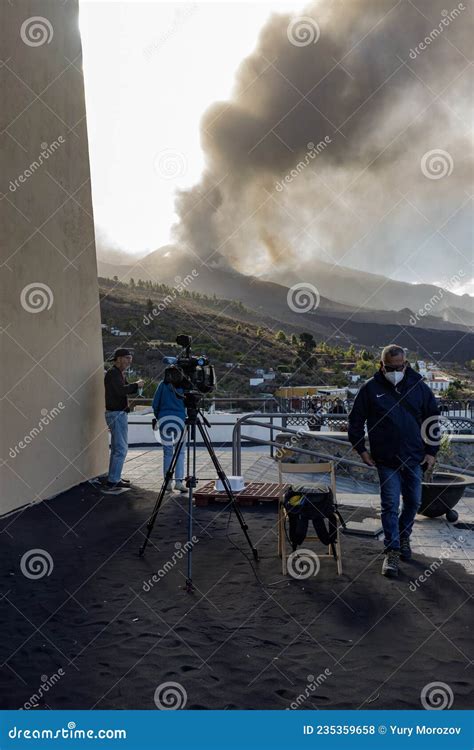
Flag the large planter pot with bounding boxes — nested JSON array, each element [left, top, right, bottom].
[[420, 472, 474, 522]]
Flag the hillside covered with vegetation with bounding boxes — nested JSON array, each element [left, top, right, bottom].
[[98, 277, 382, 397]]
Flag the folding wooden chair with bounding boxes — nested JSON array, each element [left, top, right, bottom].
[[277, 462, 343, 576]]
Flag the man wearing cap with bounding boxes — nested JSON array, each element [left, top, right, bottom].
[[103, 348, 144, 493]]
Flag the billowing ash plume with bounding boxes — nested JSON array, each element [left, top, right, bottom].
[[172, 0, 472, 285]]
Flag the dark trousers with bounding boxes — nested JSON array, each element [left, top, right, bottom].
[[377, 463, 423, 550]]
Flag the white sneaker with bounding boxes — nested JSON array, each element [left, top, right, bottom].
[[174, 480, 187, 493]]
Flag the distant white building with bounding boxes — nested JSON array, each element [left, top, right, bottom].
[[428, 376, 452, 392], [423, 369, 453, 392], [250, 377, 265, 387]]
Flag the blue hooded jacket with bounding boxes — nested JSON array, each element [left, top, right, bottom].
[[152, 381, 186, 419], [348, 365, 440, 468]]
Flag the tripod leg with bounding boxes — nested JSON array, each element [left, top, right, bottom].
[[197, 421, 259, 562], [184, 423, 197, 592], [138, 424, 188, 557]]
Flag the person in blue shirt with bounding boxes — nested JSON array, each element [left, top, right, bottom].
[[348, 345, 440, 578], [152, 366, 187, 492]]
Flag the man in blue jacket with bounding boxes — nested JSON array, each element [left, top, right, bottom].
[[348, 345, 440, 578], [152, 366, 187, 492]]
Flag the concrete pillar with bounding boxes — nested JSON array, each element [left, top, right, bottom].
[[1, 0, 108, 515]]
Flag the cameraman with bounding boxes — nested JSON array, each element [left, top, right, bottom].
[[152, 366, 187, 492]]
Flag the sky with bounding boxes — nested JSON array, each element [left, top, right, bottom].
[[79, 0, 301, 256], [79, 0, 472, 295]]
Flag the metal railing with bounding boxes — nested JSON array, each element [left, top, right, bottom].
[[132, 393, 474, 419], [231, 412, 474, 477], [278, 396, 474, 418], [281, 412, 474, 434], [231, 412, 363, 475], [129, 395, 280, 412]]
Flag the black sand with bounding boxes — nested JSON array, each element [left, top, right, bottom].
[[0, 481, 472, 710]]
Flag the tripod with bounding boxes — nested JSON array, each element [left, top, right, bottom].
[[138, 402, 259, 592]]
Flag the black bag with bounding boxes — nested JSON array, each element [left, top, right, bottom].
[[283, 484, 345, 551]]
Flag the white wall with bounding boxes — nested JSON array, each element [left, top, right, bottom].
[[0, 0, 108, 515]]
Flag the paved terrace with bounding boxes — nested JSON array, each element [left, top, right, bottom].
[[125, 448, 474, 576]]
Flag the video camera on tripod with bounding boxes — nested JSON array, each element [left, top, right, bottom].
[[140, 333, 258, 588], [163, 334, 216, 405]]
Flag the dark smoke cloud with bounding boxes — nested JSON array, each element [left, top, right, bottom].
[[172, 0, 472, 285]]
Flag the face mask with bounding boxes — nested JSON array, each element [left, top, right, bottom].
[[383, 370, 405, 386]]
